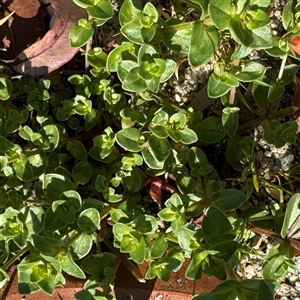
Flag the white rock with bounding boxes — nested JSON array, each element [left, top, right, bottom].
[[174, 94, 181, 102], [245, 265, 255, 276], [264, 151, 272, 157]]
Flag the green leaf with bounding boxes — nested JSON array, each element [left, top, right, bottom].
[[75, 289, 115, 300], [113, 223, 134, 240], [43, 173, 74, 202], [69, 20, 94, 48], [67, 140, 88, 160], [77, 208, 100, 232], [189, 21, 219, 67], [81, 253, 116, 276], [145, 257, 181, 281], [188, 147, 208, 168], [176, 174, 196, 194], [235, 61, 266, 82], [87, 47, 107, 69], [59, 250, 86, 279], [44, 208, 67, 231], [116, 128, 144, 152], [120, 19, 144, 44], [265, 36, 287, 57], [250, 0, 271, 6], [250, 26, 272, 49], [0, 155, 8, 171], [72, 159, 93, 185], [119, 0, 142, 27], [69, 231, 93, 260], [209, 0, 231, 30], [202, 206, 232, 244], [32, 235, 64, 256], [193, 279, 275, 300], [180, 128, 198, 144], [151, 233, 168, 258], [129, 235, 146, 263], [147, 134, 171, 162], [195, 116, 225, 143], [0, 269, 9, 289], [142, 147, 164, 169], [160, 59, 176, 82], [123, 168, 142, 192], [18, 253, 63, 295], [122, 67, 148, 92], [61, 190, 82, 212], [281, 193, 300, 238], [0, 136, 21, 157], [262, 242, 295, 279], [87, 0, 113, 20], [222, 109, 239, 138], [118, 60, 138, 82], [135, 214, 158, 234], [162, 18, 192, 53], [252, 79, 269, 110], [210, 240, 238, 262], [245, 9, 270, 30], [282, 0, 294, 30], [211, 189, 246, 211], [268, 80, 284, 102], [145, 76, 160, 93], [13, 153, 34, 182], [158, 207, 177, 222], [231, 44, 252, 59], [0, 77, 12, 100], [230, 15, 253, 47], [106, 42, 138, 72], [240, 280, 275, 300], [185, 249, 210, 280], [176, 226, 201, 251], [279, 64, 298, 86], [39, 125, 60, 152], [207, 73, 232, 98], [73, 0, 94, 8]]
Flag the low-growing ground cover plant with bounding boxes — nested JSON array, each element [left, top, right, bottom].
[[1, 0, 300, 299]]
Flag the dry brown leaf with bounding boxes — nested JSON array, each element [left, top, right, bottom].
[[2, 0, 85, 76]]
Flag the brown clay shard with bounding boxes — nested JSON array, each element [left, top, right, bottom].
[[2, 0, 86, 76]]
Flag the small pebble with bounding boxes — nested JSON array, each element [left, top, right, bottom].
[[264, 151, 272, 157], [174, 94, 181, 102], [245, 265, 255, 276]]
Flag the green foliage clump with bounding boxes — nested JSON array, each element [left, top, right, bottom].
[[1, 0, 300, 299]]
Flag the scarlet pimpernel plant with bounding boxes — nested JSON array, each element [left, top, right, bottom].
[[1, 0, 300, 299]]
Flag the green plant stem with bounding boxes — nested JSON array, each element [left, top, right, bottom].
[[165, 233, 178, 244], [94, 232, 101, 254], [259, 178, 293, 195], [58, 126, 103, 148], [25, 200, 51, 205], [52, 230, 84, 258], [237, 106, 294, 134], [23, 149, 43, 157], [160, 21, 194, 33], [1, 243, 31, 270], [103, 259, 121, 294], [250, 213, 284, 222], [225, 262, 238, 280], [200, 175, 209, 206], [0, 177, 8, 187]]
